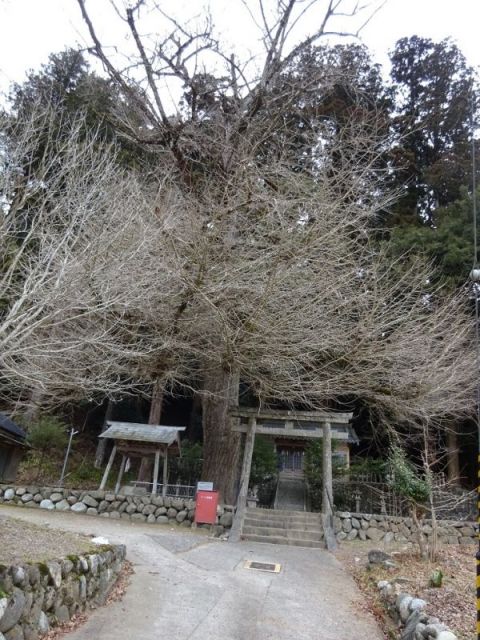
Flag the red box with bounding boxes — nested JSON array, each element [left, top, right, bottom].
[[194, 490, 219, 525]]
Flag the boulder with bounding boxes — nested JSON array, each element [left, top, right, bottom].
[[55, 500, 70, 511], [71, 502, 87, 514], [396, 594, 413, 623], [46, 562, 62, 588], [343, 519, 352, 533], [20, 494, 33, 503], [176, 510, 187, 523], [366, 528, 383, 542], [39, 500, 54, 511], [3, 489, 14, 500], [37, 612, 49, 635], [156, 515, 169, 524], [82, 495, 99, 508], [4, 625, 23, 640], [346, 529, 358, 541], [219, 512, 233, 527], [49, 493, 63, 503], [0, 589, 26, 633]]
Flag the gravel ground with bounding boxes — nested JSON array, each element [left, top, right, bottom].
[[335, 540, 476, 640], [0, 513, 94, 564]]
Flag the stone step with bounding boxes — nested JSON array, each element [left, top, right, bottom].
[[243, 525, 323, 541], [246, 508, 318, 519], [241, 533, 324, 548], [244, 517, 322, 532], [245, 511, 320, 524]]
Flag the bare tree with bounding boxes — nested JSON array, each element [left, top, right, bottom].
[[0, 1, 475, 503]]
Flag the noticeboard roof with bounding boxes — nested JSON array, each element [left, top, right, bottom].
[[99, 421, 185, 445]]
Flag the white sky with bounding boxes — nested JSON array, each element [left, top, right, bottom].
[[0, 0, 479, 97]]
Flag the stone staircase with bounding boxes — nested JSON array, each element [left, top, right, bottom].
[[241, 507, 324, 548]]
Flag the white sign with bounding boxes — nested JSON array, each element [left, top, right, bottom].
[[197, 481, 214, 491]]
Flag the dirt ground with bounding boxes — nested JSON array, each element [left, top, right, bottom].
[[0, 513, 94, 564], [335, 540, 476, 640]]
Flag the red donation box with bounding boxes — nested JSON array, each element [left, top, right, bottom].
[[195, 490, 219, 525]]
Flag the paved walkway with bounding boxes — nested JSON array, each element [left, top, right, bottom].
[[0, 505, 384, 640]]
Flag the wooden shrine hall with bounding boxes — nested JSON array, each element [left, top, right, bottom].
[[98, 421, 185, 496]]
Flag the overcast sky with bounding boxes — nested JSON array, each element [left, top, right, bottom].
[[0, 0, 479, 96]]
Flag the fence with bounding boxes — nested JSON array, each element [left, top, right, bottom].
[[129, 480, 196, 498], [324, 476, 477, 521]]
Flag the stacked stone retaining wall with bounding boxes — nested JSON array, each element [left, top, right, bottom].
[[334, 511, 477, 545], [0, 485, 234, 534], [0, 545, 126, 640]]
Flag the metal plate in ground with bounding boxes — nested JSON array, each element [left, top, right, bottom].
[[244, 560, 281, 573]]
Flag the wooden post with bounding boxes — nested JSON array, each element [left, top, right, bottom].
[[229, 416, 256, 543], [322, 421, 333, 518], [99, 444, 117, 490], [115, 454, 127, 494], [152, 450, 161, 495], [162, 447, 168, 498], [322, 420, 337, 550]]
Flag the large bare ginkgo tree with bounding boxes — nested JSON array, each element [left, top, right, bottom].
[[0, 1, 475, 502]]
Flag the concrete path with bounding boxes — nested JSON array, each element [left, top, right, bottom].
[[0, 505, 384, 640]]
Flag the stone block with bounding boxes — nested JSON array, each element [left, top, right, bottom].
[[366, 528, 383, 541], [4, 624, 24, 640], [71, 502, 87, 514], [219, 512, 233, 527], [156, 515, 169, 524], [130, 513, 146, 522], [0, 588, 26, 633], [82, 495, 99, 508]]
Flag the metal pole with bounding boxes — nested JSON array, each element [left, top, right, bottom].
[[469, 104, 480, 640], [59, 428, 78, 486]]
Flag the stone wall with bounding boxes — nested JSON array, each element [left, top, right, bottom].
[[334, 511, 477, 545], [0, 485, 234, 534], [377, 580, 457, 640], [0, 545, 126, 640]]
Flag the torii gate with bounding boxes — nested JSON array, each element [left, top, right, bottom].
[[228, 408, 354, 547]]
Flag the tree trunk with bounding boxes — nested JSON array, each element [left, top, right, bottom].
[[24, 389, 43, 425], [201, 366, 241, 505], [94, 399, 114, 469], [148, 379, 164, 424], [446, 424, 460, 485], [137, 379, 164, 483]]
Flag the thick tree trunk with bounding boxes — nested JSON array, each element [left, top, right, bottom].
[[148, 379, 164, 424], [24, 389, 43, 425], [138, 379, 164, 483], [201, 366, 241, 505], [446, 424, 460, 485]]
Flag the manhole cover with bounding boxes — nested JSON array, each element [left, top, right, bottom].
[[244, 560, 281, 573]]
